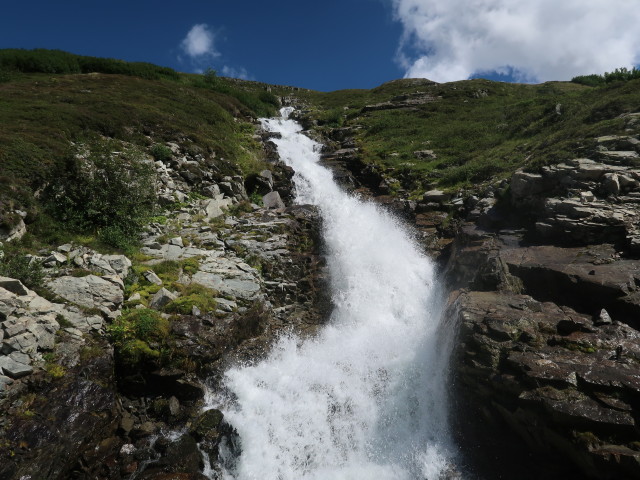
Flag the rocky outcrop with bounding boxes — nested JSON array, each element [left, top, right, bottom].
[[445, 225, 640, 478], [0, 125, 328, 478], [442, 136, 640, 478]]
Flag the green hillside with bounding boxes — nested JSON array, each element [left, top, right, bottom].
[[0, 49, 282, 249], [1, 48, 639, 251], [296, 76, 640, 196]]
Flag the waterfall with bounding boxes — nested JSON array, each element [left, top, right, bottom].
[[220, 108, 457, 480]]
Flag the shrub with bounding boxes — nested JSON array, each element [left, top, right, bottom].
[[164, 283, 218, 315], [0, 253, 44, 288], [204, 67, 219, 86], [46, 138, 157, 249], [0, 48, 179, 81], [107, 308, 170, 363], [150, 144, 173, 162], [572, 67, 640, 87]]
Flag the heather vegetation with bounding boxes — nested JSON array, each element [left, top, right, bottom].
[[295, 73, 640, 194], [0, 48, 280, 251], [572, 67, 640, 87]]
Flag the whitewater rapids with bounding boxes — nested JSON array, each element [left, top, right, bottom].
[[220, 107, 456, 480]]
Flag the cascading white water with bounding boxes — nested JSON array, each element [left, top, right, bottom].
[[220, 107, 457, 480]]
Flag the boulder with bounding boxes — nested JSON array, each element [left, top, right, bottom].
[[423, 189, 451, 204], [0, 218, 26, 242], [47, 275, 124, 311], [0, 277, 29, 296], [0, 355, 33, 378], [149, 288, 177, 310], [263, 191, 285, 210], [202, 197, 232, 219]]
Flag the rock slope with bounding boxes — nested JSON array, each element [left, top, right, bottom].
[[0, 133, 327, 479]]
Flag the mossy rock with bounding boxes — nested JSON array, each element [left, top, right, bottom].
[[190, 409, 224, 441], [164, 283, 218, 315], [108, 308, 170, 364]]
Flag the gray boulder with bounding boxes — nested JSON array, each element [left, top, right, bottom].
[[263, 191, 285, 210], [0, 355, 33, 379], [149, 288, 178, 310], [0, 277, 29, 296], [143, 270, 163, 286], [47, 275, 124, 311]]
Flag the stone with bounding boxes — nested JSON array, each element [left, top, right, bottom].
[[0, 276, 29, 296], [580, 191, 595, 203], [573, 158, 607, 180], [3, 332, 38, 353], [143, 270, 163, 286], [602, 173, 621, 195], [190, 409, 224, 441], [103, 254, 132, 277], [131, 421, 157, 438], [263, 191, 285, 210], [44, 251, 68, 266], [0, 355, 33, 378], [3, 321, 27, 338], [202, 197, 233, 219], [168, 396, 180, 416], [423, 190, 451, 204], [149, 288, 177, 310], [128, 292, 142, 302], [259, 169, 274, 188], [9, 351, 30, 364], [157, 434, 203, 473], [57, 244, 73, 253], [120, 414, 135, 434], [169, 237, 184, 247], [414, 149, 437, 159], [0, 374, 13, 392], [0, 218, 26, 242], [215, 298, 236, 312], [596, 308, 613, 325], [47, 275, 124, 311]]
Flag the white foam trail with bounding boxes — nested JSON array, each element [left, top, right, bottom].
[[221, 108, 456, 480]]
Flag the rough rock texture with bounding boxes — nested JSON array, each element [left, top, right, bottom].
[[442, 143, 640, 478]]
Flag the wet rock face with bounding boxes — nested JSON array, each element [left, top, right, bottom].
[[445, 223, 640, 477], [450, 289, 640, 479], [0, 340, 119, 480]]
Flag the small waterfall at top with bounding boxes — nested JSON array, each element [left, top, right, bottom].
[[219, 107, 457, 480]]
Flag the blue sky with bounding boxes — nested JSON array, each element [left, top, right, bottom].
[[2, 0, 640, 91], [0, 0, 404, 91]]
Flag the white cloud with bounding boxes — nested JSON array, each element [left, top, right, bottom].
[[181, 24, 219, 58], [221, 65, 252, 80], [391, 0, 640, 83]]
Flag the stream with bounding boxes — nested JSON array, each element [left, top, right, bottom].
[[219, 108, 458, 480]]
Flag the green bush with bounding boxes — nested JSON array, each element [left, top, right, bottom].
[[150, 144, 173, 162], [108, 308, 170, 363], [46, 138, 157, 249], [0, 253, 44, 288]]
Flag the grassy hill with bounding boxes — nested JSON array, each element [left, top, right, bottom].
[[0, 49, 284, 250], [295, 76, 640, 197], [1, 48, 639, 251]]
